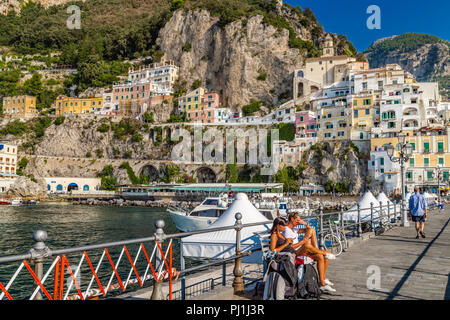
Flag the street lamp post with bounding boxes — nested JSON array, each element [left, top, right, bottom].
[[435, 164, 443, 206], [386, 132, 413, 227]]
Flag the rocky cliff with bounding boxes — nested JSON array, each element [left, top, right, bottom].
[[0, 0, 79, 14], [299, 141, 369, 195], [365, 33, 450, 97], [158, 7, 356, 109]]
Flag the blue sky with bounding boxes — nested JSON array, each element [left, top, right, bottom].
[[286, 0, 450, 52]]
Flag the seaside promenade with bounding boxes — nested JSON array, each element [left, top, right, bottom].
[[121, 207, 449, 300]]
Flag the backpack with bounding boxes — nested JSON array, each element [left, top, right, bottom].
[[263, 271, 287, 300], [296, 264, 321, 300], [262, 253, 297, 300]]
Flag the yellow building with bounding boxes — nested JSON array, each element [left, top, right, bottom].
[[2, 95, 37, 118], [55, 95, 103, 115], [177, 87, 206, 114], [370, 128, 450, 192], [317, 106, 350, 141], [350, 94, 374, 141]]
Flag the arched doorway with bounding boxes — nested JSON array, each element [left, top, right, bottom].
[[56, 184, 63, 192], [140, 165, 160, 183], [196, 167, 217, 183], [68, 183, 79, 192], [83, 185, 90, 191], [297, 82, 304, 97]]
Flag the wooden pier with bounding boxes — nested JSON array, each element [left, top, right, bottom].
[[120, 207, 450, 300]]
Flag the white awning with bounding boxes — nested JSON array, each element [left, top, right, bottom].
[[181, 193, 271, 262]]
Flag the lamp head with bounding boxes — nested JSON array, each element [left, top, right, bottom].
[[404, 143, 413, 158], [386, 143, 395, 158], [398, 132, 406, 145]]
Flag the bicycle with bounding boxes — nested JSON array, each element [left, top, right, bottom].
[[374, 205, 396, 235], [323, 219, 347, 256]]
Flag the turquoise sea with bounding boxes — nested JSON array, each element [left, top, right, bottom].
[[0, 203, 183, 300]]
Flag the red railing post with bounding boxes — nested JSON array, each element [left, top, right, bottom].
[[53, 258, 60, 300]]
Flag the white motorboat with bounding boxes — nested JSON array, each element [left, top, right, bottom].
[[168, 195, 230, 232], [10, 198, 22, 206], [168, 194, 294, 232]]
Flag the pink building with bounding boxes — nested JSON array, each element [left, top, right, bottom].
[[202, 92, 220, 109], [112, 81, 151, 116], [295, 110, 317, 137], [187, 92, 221, 123]]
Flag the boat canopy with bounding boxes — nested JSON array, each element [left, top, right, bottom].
[[180, 193, 271, 262], [343, 190, 380, 222], [376, 192, 393, 206]]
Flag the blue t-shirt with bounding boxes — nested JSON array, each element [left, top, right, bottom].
[[409, 193, 427, 216]]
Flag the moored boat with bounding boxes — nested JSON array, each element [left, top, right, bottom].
[[168, 194, 297, 232], [168, 195, 230, 232], [10, 198, 22, 206]]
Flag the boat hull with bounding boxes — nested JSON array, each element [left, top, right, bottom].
[[168, 210, 218, 232]]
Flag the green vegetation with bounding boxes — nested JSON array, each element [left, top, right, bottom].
[[33, 116, 52, 138], [324, 180, 350, 194], [54, 116, 65, 126], [275, 123, 295, 142], [97, 123, 110, 133], [16, 157, 29, 176], [123, 150, 133, 158], [120, 161, 148, 185], [142, 112, 155, 123], [167, 114, 185, 123], [191, 79, 202, 90], [0, 70, 63, 111], [99, 165, 118, 191], [274, 167, 300, 192], [162, 165, 180, 183], [349, 142, 362, 159], [257, 70, 267, 81], [241, 99, 263, 116], [132, 132, 143, 143], [182, 42, 192, 52], [0, 120, 30, 137], [111, 119, 140, 140], [95, 149, 103, 158], [433, 75, 450, 98], [86, 152, 92, 158], [225, 163, 239, 183], [366, 33, 446, 57]]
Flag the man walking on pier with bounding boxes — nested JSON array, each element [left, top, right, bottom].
[[408, 186, 428, 239]]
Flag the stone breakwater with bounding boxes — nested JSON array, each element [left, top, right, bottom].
[[70, 197, 357, 212], [72, 198, 201, 209]]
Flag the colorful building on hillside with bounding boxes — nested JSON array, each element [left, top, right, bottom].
[[127, 60, 179, 96], [317, 105, 350, 141], [369, 127, 450, 195], [2, 95, 37, 118], [295, 110, 317, 138], [181, 88, 225, 123], [349, 93, 374, 142], [54, 95, 103, 115], [0, 143, 18, 193]]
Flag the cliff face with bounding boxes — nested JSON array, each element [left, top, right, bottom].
[[158, 10, 303, 109], [0, 0, 80, 14], [299, 141, 368, 195], [31, 116, 169, 160]]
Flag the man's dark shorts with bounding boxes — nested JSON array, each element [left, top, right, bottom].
[[411, 215, 426, 223]]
